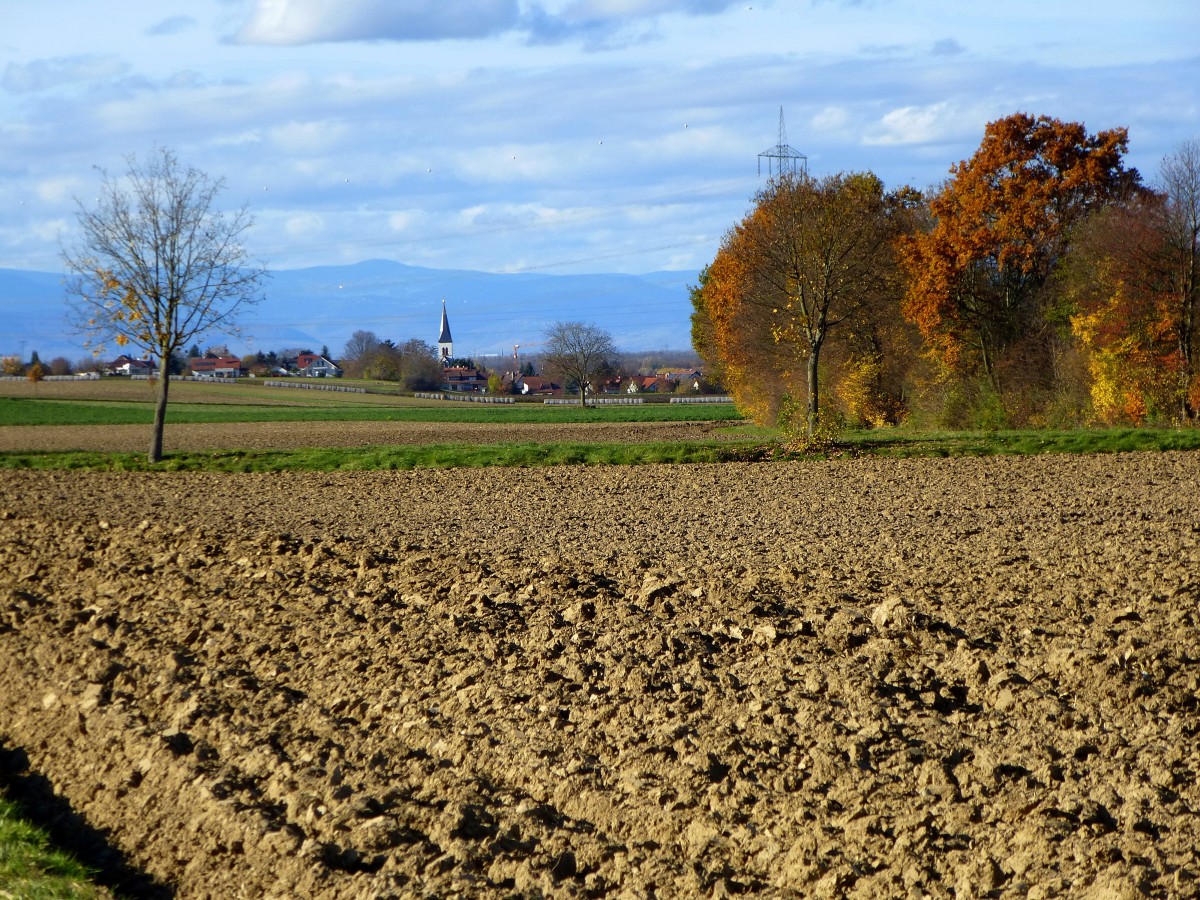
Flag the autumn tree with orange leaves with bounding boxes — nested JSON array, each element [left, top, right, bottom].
[[691, 236, 784, 427], [898, 114, 1139, 410], [693, 172, 913, 438]]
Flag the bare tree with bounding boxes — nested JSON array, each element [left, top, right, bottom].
[[1158, 139, 1200, 419], [341, 329, 381, 379], [542, 321, 618, 405], [64, 148, 266, 461]]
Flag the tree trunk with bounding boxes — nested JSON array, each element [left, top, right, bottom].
[[806, 340, 822, 438], [150, 352, 171, 463], [979, 334, 997, 392], [1181, 263, 1197, 421]]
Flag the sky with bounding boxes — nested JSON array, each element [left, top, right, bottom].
[[1, 0, 1198, 287]]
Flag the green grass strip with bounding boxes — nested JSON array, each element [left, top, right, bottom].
[[0, 794, 107, 899], [0, 397, 741, 427], [0, 441, 771, 472], [1, 427, 1198, 473], [846, 427, 1200, 457]]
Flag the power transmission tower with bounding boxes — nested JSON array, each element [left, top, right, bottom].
[[758, 107, 807, 178]]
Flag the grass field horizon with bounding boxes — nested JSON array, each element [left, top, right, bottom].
[[3, 375, 1200, 471], [0, 377, 741, 426]]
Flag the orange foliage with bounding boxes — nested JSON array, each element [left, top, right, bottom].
[[696, 173, 908, 432], [696, 217, 788, 424], [899, 113, 1136, 380]]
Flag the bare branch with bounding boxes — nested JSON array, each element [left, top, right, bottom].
[[62, 147, 268, 461]]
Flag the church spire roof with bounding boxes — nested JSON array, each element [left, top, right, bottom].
[[438, 299, 453, 343]]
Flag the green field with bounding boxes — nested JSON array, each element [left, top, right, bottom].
[[2, 427, 1198, 473], [0, 395, 742, 427], [3, 378, 1199, 471]]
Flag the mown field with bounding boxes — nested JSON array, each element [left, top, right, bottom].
[[0, 378, 744, 425]]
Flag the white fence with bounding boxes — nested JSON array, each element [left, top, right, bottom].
[[130, 374, 240, 383], [544, 397, 644, 405], [262, 380, 366, 393], [670, 395, 734, 404], [414, 392, 515, 403], [0, 373, 101, 381]]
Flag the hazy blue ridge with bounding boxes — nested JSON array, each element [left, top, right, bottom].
[[0, 260, 699, 361]]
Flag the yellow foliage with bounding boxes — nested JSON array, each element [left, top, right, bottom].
[[838, 358, 884, 427], [1084, 352, 1119, 424], [1070, 278, 1183, 424]]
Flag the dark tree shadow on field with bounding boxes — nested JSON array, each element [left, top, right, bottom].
[[0, 743, 174, 898]]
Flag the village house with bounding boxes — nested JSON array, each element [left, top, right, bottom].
[[624, 374, 677, 394], [441, 365, 488, 392], [189, 355, 243, 378], [295, 353, 342, 378], [109, 355, 157, 376], [501, 373, 562, 396], [661, 369, 705, 391]]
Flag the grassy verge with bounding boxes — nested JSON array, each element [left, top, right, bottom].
[[0, 794, 108, 899], [0, 441, 766, 472], [1, 427, 1198, 473], [0, 396, 741, 427], [845, 426, 1200, 457]]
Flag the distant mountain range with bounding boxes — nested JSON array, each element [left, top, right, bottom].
[[0, 259, 701, 363]]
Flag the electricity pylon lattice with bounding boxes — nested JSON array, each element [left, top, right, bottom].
[[758, 107, 807, 178]]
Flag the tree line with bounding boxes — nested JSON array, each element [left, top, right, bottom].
[[338, 330, 444, 389], [691, 113, 1200, 437]]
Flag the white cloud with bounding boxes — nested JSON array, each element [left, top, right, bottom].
[[457, 203, 553, 229], [232, 0, 746, 49], [32, 218, 69, 244], [210, 130, 265, 148], [268, 120, 349, 153], [864, 102, 955, 146], [146, 16, 197, 37], [555, 0, 740, 19], [35, 177, 84, 204], [285, 212, 324, 237], [388, 212, 419, 232], [453, 144, 564, 183], [811, 106, 850, 134], [234, 0, 521, 45]]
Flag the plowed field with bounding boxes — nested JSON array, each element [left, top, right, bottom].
[[2, 453, 1199, 898]]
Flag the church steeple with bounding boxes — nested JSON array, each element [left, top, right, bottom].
[[438, 299, 453, 364]]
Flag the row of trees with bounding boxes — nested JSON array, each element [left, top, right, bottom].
[[339, 323, 627, 402], [692, 114, 1200, 436], [339, 330, 444, 388], [2, 351, 80, 378]]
